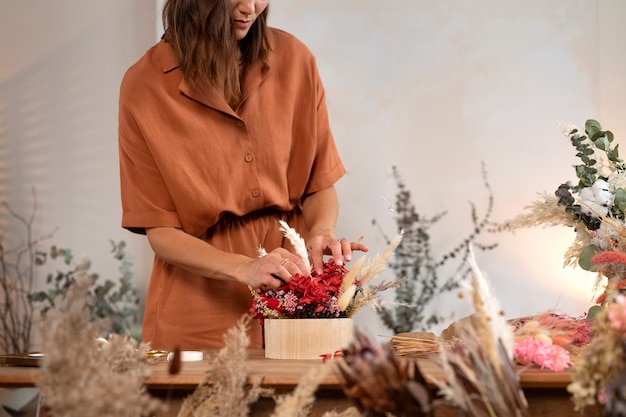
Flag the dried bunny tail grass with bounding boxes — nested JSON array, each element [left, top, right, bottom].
[[340, 256, 365, 294], [279, 220, 311, 272], [338, 284, 357, 312], [178, 315, 271, 417], [258, 245, 268, 257], [337, 256, 366, 311], [358, 231, 403, 287], [270, 364, 331, 417], [35, 272, 163, 417]]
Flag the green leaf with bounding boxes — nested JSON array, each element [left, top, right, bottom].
[[27, 292, 48, 302], [615, 188, 626, 214], [587, 304, 603, 320], [579, 244, 601, 270], [585, 119, 602, 139]]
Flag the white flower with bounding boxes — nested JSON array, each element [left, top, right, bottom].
[[579, 179, 613, 216]]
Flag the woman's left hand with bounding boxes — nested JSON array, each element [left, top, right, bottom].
[[307, 234, 368, 275]]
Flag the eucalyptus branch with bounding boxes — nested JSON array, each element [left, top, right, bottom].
[[0, 189, 141, 354], [374, 164, 499, 333]]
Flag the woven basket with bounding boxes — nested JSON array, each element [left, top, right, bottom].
[[264, 318, 354, 359]]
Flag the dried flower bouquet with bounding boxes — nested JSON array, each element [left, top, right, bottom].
[[249, 221, 404, 322]]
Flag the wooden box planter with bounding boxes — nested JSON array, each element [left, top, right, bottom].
[[264, 318, 354, 360]]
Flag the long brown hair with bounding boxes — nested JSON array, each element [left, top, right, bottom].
[[162, 0, 271, 106]]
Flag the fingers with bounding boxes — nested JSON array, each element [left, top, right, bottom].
[[255, 249, 309, 290], [309, 243, 325, 275], [309, 236, 367, 274], [350, 241, 369, 253]]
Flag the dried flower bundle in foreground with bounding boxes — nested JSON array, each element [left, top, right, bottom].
[[568, 294, 626, 412], [433, 248, 530, 417], [335, 330, 434, 416], [35, 273, 162, 417], [178, 316, 271, 417], [250, 222, 404, 321]]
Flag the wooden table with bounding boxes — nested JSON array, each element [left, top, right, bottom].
[[0, 349, 602, 416]]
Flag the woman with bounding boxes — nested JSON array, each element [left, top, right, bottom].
[[118, 0, 366, 350]]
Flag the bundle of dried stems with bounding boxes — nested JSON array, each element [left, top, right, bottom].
[[388, 332, 455, 356], [177, 316, 270, 417], [35, 272, 163, 417], [433, 249, 529, 417]]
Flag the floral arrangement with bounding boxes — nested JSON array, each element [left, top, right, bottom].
[[509, 312, 591, 371], [568, 293, 626, 412], [249, 221, 403, 322], [507, 119, 626, 311]]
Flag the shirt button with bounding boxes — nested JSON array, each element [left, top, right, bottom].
[[244, 154, 253, 162], [251, 189, 260, 198], [236, 120, 244, 128]]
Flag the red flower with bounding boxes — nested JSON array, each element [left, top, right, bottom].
[[250, 259, 350, 320]]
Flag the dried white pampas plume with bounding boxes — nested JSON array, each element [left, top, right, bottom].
[[358, 231, 403, 287], [35, 271, 163, 417], [278, 220, 311, 272], [433, 246, 528, 416], [463, 245, 513, 360], [346, 232, 404, 315]]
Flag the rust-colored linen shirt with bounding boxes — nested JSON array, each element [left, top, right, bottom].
[[118, 28, 345, 350]]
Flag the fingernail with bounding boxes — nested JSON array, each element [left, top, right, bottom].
[[345, 254, 351, 262]]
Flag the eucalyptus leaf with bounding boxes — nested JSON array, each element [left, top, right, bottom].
[[587, 304, 602, 321], [578, 244, 601, 271], [585, 119, 602, 139], [594, 137, 609, 151], [27, 292, 48, 302], [615, 188, 626, 214]]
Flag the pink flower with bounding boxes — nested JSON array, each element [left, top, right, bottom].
[[514, 337, 572, 371]]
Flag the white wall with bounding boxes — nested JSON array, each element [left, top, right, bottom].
[[0, 1, 157, 326], [269, 0, 626, 335], [2, 1, 626, 344]]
